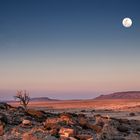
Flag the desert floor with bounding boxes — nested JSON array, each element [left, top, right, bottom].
[[10, 99, 140, 120]]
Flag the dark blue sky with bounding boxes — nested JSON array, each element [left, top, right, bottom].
[[0, 0, 140, 99]]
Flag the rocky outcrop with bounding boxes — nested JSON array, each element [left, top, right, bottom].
[[0, 103, 140, 140]]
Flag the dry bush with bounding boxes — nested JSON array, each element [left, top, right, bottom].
[[14, 90, 30, 110]]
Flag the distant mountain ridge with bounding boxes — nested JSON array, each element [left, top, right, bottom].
[[94, 91, 140, 100], [30, 97, 59, 102]]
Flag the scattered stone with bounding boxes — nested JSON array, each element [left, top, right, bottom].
[[76, 134, 93, 140], [89, 124, 102, 133], [22, 119, 32, 125], [50, 128, 59, 135], [78, 116, 88, 127], [0, 124, 4, 136], [44, 117, 61, 129], [0, 103, 140, 140], [59, 127, 76, 137], [69, 137, 77, 140], [129, 112, 135, 116], [45, 135, 58, 140], [22, 132, 38, 140], [0, 113, 8, 124], [81, 110, 86, 112], [25, 109, 47, 123], [17, 106, 25, 112], [60, 113, 75, 125], [117, 125, 129, 133]]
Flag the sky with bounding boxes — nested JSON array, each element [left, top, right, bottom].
[[0, 0, 140, 100]]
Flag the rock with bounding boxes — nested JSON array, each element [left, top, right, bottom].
[[129, 112, 135, 116], [0, 102, 12, 110], [0, 124, 4, 136], [69, 137, 78, 140], [26, 109, 46, 122], [117, 125, 129, 133], [24, 116, 34, 121], [60, 113, 75, 125], [112, 137, 125, 140], [59, 127, 76, 137], [50, 128, 59, 135], [136, 127, 140, 131], [11, 128, 21, 137], [78, 116, 88, 128], [45, 135, 58, 140], [118, 119, 129, 124], [44, 117, 61, 129], [94, 115, 108, 127], [22, 119, 32, 125], [89, 124, 102, 133], [0, 102, 140, 140], [97, 122, 119, 140], [44, 114, 75, 130], [76, 134, 93, 140], [81, 110, 86, 112], [0, 113, 7, 124], [10, 115, 22, 125], [22, 133, 38, 140], [87, 138, 94, 140], [17, 106, 25, 112], [125, 133, 140, 140], [0, 113, 7, 136]]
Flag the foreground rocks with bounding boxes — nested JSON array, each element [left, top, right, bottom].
[[0, 102, 140, 140]]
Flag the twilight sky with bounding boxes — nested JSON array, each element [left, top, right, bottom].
[[0, 0, 140, 99]]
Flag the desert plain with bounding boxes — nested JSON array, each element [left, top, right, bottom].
[[10, 99, 140, 120]]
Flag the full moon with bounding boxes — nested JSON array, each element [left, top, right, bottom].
[[122, 18, 132, 28]]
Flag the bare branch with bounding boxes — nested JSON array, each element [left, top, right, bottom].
[[14, 90, 30, 110]]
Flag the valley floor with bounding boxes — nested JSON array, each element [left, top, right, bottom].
[[10, 99, 140, 120]]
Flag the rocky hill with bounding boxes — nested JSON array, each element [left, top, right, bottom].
[[95, 91, 140, 100]]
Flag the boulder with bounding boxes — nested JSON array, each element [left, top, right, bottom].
[[59, 127, 76, 137], [0, 124, 4, 136], [60, 113, 76, 125], [89, 124, 102, 133], [97, 123, 119, 140], [44, 117, 61, 129], [26, 109, 44, 117], [22, 119, 32, 125], [22, 133, 38, 140], [94, 115, 107, 127], [26, 109, 46, 122], [78, 116, 88, 128]]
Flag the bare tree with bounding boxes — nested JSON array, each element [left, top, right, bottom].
[[14, 90, 30, 110]]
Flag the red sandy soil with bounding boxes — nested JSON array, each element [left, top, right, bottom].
[[10, 99, 140, 110]]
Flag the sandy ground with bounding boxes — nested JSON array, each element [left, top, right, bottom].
[[10, 99, 140, 120]]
